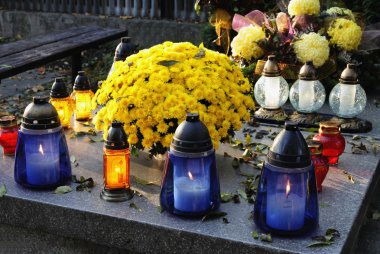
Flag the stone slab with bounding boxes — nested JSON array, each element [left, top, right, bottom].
[[0, 123, 379, 254]]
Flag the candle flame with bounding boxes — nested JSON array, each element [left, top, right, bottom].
[[188, 172, 194, 181], [286, 180, 290, 198], [115, 167, 120, 173], [38, 144, 44, 155]]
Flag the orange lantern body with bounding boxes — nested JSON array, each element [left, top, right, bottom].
[[103, 148, 130, 190], [71, 71, 93, 121], [50, 97, 74, 128], [50, 77, 74, 128], [101, 121, 133, 202]]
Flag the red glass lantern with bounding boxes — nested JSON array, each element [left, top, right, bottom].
[[308, 140, 329, 192], [313, 121, 345, 165], [0, 115, 18, 155]]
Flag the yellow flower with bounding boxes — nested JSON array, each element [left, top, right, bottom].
[[293, 32, 329, 67], [288, 0, 320, 16], [327, 18, 362, 51], [231, 26, 266, 61], [93, 42, 254, 154]]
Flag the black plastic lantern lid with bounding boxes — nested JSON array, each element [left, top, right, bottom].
[[73, 71, 90, 91], [171, 113, 213, 153], [339, 63, 359, 85], [22, 97, 60, 130], [267, 122, 311, 168], [50, 77, 69, 98], [114, 37, 134, 62], [262, 55, 281, 77], [105, 121, 129, 150], [299, 61, 318, 81]]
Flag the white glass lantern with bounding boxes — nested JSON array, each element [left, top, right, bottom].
[[254, 56, 289, 109], [329, 64, 367, 118], [289, 61, 326, 113]]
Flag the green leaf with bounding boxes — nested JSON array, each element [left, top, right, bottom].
[[194, 48, 206, 59], [0, 184, 7, 197], [325, 228, 340, 238], [237, 189, 248, 200], [319, 203, 331, 208], [352, 135, 361, 140], [130, 202, 142, 212], [88, 136, 104, 142], [194, 0, 201, 15], [133, 176, 156, 186], [131, 147, 139, 157], [157, 60, 179, 67], [201, 211, 227, 222], [70, 155, 77, 164], [252, 230, 259, 239], [307, 241, 333, 248], [260, 233, 272, 242], [372, 210, 380, 220], [220, 192, 233, 203], [0, 64, 13, 69], [54, 185, 72, 194]]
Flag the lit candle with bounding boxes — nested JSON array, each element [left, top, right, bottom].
[[298, 80, 315, 111], [105, 157, 126, 189], [75, 92, 92, 120], [339, 84, 356, 116], [174, 171, 210, 212], [266, 179, 306, 231], [26, 144, 60, 185], [264, 76, 281, 109]]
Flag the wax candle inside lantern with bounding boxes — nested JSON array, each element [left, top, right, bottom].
[[104, 155, 127, 189], [75, 92, 92, 120], [264, 76, 281, 109], [266, 178, 306, 231], [298, 80, 315, 111], [173, 158, 211, 212], [339, 84, 356, 116], [26, 143, 60, 186]]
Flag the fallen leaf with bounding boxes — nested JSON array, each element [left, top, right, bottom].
[[0, 184, 6, 197], [252, 230, 259, 239], [88, 136, 104, 142], [70, 155, 77, 164], [237, 189, 248, 200], [222, 217, 229, 224], [372, 210, 380, 220], [347, 174, 355, 183], [220, 192, 233, 203], [201, 211, 227, 222], [130, 202, 142, 212], [260, 233, 272, 242], [157, 205, 164, 213], [352, 135, 361, 140], [194, 48, 206, 59], [54, 185, 72, 194], [133, 176, 157, 186], [307, 241, 333, 248], [325, 228, 340, 238], [158, 60, 179, 67]]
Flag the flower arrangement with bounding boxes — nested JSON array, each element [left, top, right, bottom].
[[230, 1, 363, 70], [93, 42, 254, 155]]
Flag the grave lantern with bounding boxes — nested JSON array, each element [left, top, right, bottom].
[[71, 71, 94, 121], [329, 64, 367, 118], [160, 113, 220, 216], [14, 97, 72, 188], [254, 122, 318, 235], [289, 61, 326, 114], [307, 140, 329, 192], [254, 55, 289, 118], [313, 121, 345, 165], [0, 115, 18, 155], [49, 77, 74, 128], [101, 121, 133, 201], [108, 37, 134, 77]]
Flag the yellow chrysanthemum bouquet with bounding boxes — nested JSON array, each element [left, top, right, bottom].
[[93, 42, 254, 155], [230, 0, 363, 78]]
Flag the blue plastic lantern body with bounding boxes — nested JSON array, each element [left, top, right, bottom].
[[160, 150, 220, 216], [160, 113, 220, 216], [15, 127, 72, 188], [14, 97, 72, 188], [254, 122, 319, 235], [254, 162, 318, 235]]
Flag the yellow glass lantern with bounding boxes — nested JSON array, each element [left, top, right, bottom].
[[49, 77, 74, 128], [71, 71, 94, 121], [101, 121, 133, 202]]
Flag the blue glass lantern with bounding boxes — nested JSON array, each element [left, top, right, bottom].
[[14, 97, 72, 188], [254, 122, 318, 235], [160, 113, 220, 216]]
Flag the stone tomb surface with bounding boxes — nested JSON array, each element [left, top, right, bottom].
[[0, 124, 379, 254]]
